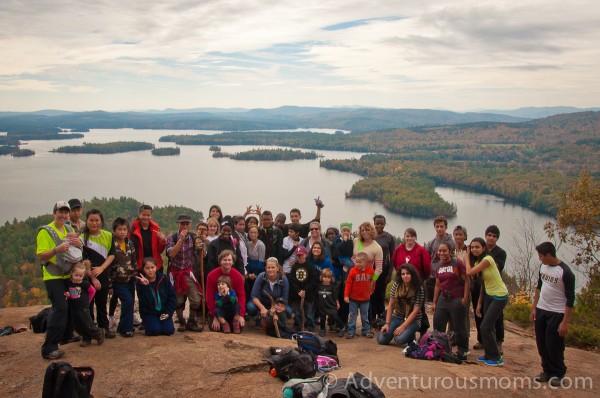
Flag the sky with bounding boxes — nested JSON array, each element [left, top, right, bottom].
[[1, 0, 599, 112]]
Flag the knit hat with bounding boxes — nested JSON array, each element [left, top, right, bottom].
[[340, 221, 352, 231]]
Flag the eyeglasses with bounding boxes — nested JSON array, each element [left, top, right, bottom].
[[310, 228, 320, 231]]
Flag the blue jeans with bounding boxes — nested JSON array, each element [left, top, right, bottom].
[[246, 301, 292, 317], [142, 314, 175, 336], [292, 300, 316, 330], [377, 316, 419, 346], [347, 300, 370, 336], [113, 282, 135, 334]]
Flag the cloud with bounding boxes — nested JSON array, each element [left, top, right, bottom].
[[0, 0, 599, 111]]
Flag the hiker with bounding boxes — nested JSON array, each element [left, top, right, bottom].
[[205, 217, 220, 243], [288, 246, 319, 332], [392, 227, 431, 335], [317, 268, 344, 337], [136, 257, 177, 336], [206, 250, 247, 333], [108, 217, 137, 338], [371, 215, 396, 328], [166, 214, 202, 332], [36, 201, 84, 359], [213, 275, 242, 334], [208, 204, 224, 225], [81, 208, 116, 339], [352, 222, 383, 286], [265, 297, 294, 338], [465, 237, 508, 366], [281, 222, 303, 275], [248, 257, 290, 327], [377, 264, 425, 347], [258, 211, 284, 263], [65, 260, 105, 347], [282, 199, 323, 238], [432, 242, 470, 360], [67, 198, 86, 234], [300, 221, 332, 258], [343, 252, 374, 339], [531, 242, 575, 387], [129, 204, 166, 272]]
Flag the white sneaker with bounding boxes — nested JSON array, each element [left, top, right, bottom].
[[108, 315, 116, 330], [133, 313, 142, 326]]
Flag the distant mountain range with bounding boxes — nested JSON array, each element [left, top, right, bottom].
[[0, 106, 597, 135]]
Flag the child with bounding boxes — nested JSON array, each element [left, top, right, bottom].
[[109, 217, 137, 338], [265, 297, 293, 339], [288, 246, 319, 332], [136, 257, 177, 336], [343, 252, 374, 339], [65, 260, 105, 347], [282, 223, 303, 274], [214, 275, 242, 334], [317, 268, 344, 337]]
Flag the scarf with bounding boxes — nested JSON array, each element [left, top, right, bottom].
[[394, 283, 415, 319]]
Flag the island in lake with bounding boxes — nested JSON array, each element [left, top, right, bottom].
[[152, 147, 180, 156], [212, 148, 319, 161], [52, 141, 154, 154]]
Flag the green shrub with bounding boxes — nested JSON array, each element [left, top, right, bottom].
[[566, 324, 600, 349], [505, 303, 533, 326]]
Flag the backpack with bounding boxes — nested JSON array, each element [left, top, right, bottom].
[[266, 347, 316, 381], [282, 375, 330, 398], [42, 362, 94, 398], [328, 372, 386, 398], [292, 332, 338, 357], [38, 225, 82, 276], [29, 307, 51, 333], [405, 330, 452, 361]]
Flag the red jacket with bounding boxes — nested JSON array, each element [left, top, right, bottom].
[[344, 266, 374, 302], [392, 243, 431, 281], [206, 267, 246, 317], [130, 219, 166, 270]]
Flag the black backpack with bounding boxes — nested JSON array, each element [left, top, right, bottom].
[[329, 372, 386, 398], [266, 347, 316, 381], [29, 307, 51, 333], [292, 332, 338, 363], [42, 362, 95, 398]]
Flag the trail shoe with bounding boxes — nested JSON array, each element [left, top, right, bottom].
[[43, 349, 65, 360], [105, 329, 116, 339], [178, 319, 187, 332], [535, 372, 551, 383], [483, 357, 504, 366], [96, 328, 105, 345], [186, 318, 203, 332], [60, 335, 82, 345], [549, 377, 563, 388]]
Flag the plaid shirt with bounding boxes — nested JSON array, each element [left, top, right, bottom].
[[166, 232, 196, 270]]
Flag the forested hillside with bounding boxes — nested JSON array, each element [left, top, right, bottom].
[[0, 197, 203, 308]]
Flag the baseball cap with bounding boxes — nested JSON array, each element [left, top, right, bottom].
[[68, 198, 82, 209], [176, 214, 192, 223], [53, 201, 70, 212], [295, 246, 308, 255]]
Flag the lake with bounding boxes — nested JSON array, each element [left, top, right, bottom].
[[0, 128, 585, 289]]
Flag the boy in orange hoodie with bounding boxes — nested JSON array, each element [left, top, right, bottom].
[[344, 252, 375, 339]]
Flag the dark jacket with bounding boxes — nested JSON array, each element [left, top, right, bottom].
[[136, 274, 177, 317], [288, 261, 320, 304], [258, 226, 284, 264]]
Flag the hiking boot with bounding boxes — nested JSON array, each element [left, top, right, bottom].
[[186, 318, 203, 332], [232, 320, 241, 334], [104, 329, 116, 339], [96, 328, 105, 345], [80, 340, 91, 347], [222, 323, 231, 334], [473, 342, 484, 350], [178, 319, 187, 332], [535, 372, 551, 383], [497, 341, 504, 355], [43, 349, 65, 360]]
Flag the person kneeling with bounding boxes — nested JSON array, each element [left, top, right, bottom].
[[265, 298, 293, 339], [136, 258, 177, 336]]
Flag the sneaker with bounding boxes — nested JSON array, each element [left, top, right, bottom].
[[477, 355, 488, 362], [133, 313, 142, 326], [105, 329, 116, 339], [80, 340, 91, 347], [534, 372, 551, 383], [473, 342, 484, 350], [222, 323, 231, 334], [120, 331, 135, 338], [363, 332, 374, 338], [338, 329, 345, 337], [96, 328, 105, 345], [483, 358, 504, 366], [232, 320, 241, 334], [319, 329, 326, 337], [346, 333, 356, 339], [108, 315, 116, 330], [43, 349, 65, 360]]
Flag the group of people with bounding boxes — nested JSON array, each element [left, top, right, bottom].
[[36, 199, 576, 385]]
